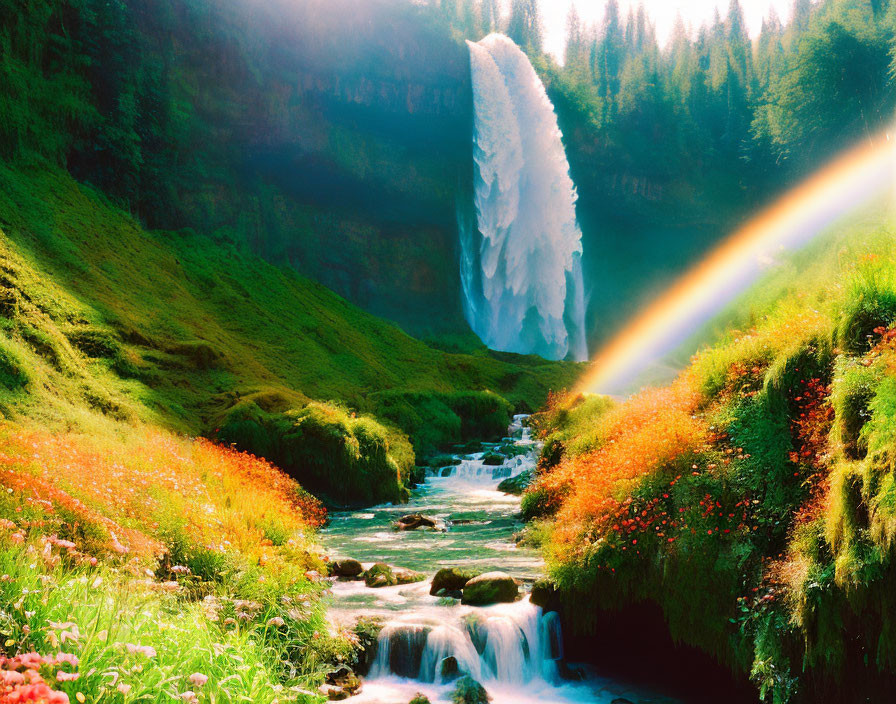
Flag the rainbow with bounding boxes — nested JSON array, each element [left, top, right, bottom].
[[578, 129, 896, 396]]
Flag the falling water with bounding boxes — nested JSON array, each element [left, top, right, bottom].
[[321, 414, 671, 703], [368, 600, 561, 687], [462, 33, 588, 362]]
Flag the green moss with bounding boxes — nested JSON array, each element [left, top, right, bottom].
[[0, 338, 29, 392], [218, 400, 413, 506], [497, 469, 533, 495], [836, 260, 896, 355], [830, 356, 880, 459], [364, 563, 397, 588], [450, 676, 490, 704]]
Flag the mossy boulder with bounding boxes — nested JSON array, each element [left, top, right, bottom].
[[428, 455, 462, 468], [217, 400, 414, 507], [324, 666, 361, 696], [497, 470, 534, 496], [394, 568, 427, 585], [395, 514, 437, 531], [451, 676, 490, 704], [364, 562, 397, 588], [461, 572, 518, 605], [530, 578, 559, 611], [440, 655, 461, 682], [431, 567, 480, 596], [481, 452, 505, 466], [330, 558, 364, 578]]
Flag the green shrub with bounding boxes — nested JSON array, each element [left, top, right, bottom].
[[837, 261, 896, 354], [521, 484, 568, 521], [217, 400, 414, 506], [370, 390, 512, 455]]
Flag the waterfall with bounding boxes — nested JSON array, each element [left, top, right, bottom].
[[462, 34, 588, 362], [369, 601, 563, 688]]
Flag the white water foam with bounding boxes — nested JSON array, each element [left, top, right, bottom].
[[462, 34, 588, 362]]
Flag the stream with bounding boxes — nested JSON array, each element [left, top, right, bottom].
[[320, 415, 679, 704]]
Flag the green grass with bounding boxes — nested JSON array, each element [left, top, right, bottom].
[[0, 541, 338, 703], [0, 163, 579, 470]]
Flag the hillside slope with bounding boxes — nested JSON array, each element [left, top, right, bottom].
[[0, 164, 580, 503], [528, 214, 896, 703], [2, 0, 473, 337]]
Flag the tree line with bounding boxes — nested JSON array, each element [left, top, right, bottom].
[[436, 0, 896, 219]]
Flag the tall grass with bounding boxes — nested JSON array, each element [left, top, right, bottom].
[[0, 543, 335, 703]]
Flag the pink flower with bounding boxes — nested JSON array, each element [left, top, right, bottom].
[[117, 683, 132, 695], [123, 643, 157, 658], [188, 672, 208, 687], [5, 683, 69, 703], [54, 653, 79, 667], [16, 653, 47, 669], [0, 670, 26, 685], [56, 671, 80, 682], [10, 532, 25, 544]]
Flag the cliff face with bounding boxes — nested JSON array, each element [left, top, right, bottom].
[[71, 0, 474, 336]]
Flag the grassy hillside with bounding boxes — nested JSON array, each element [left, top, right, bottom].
[[0, 164, 580, 502], [0, 417, 346, 703], [527, 214, 896, 703], [1, 0, 474, 337]]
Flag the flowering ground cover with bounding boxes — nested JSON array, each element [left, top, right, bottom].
[[528, 225, 896, 702]]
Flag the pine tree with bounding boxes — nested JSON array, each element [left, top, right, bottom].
[[725, 0, 752, 95], [507, 0, 542, 53], [792, 0, 812, 33], [480, 0, 499, 34], [756, 7, 784, 92], [667, 14, 695, 104], [565, 4, 584, 68], [594, 0, 624, 101]]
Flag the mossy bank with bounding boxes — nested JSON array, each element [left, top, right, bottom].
[[527, 216, 896, 703]]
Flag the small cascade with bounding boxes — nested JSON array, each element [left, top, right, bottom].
[[370, 623, 433, 679], [540, 611, 564, 682], [481, 615, 529, 683], [419, 625, 483, 683], [369, 601, 562, 690], [436, 414, 539, 487], [509, 413, 533, 444]]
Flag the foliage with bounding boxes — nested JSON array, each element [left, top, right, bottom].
[[0, 541, 342, 703], [533, 227, 896, 702], [0, 416, 349, 702], [217, 400, 414, 506], [369, 390, 512, 455]]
